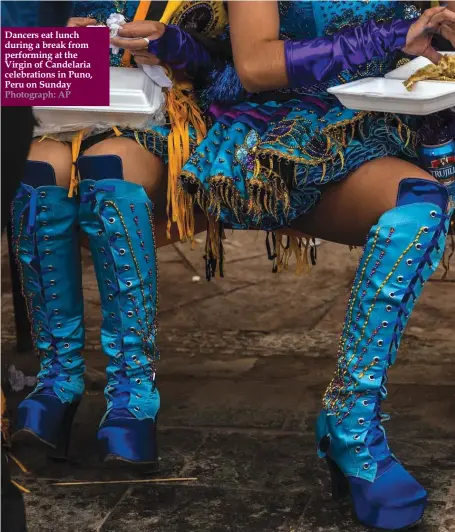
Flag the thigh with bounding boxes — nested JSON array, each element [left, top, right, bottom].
[[291, 157, 437, 247], [82, 137, 165, 198], [28, 138, 73, 188]]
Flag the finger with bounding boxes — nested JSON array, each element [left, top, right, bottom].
[[67, 17, 97, 27], [440, 23, 455, 46], [117, 22, 156, 38], [428, 9, 455, 29], [110, 37, 149, 51], [133, 55, 161, 66]]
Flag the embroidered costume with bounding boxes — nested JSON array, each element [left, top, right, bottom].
[[10, 3, 454, 527]]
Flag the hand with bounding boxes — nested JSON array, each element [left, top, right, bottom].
[[67, 17, 97, 27], [110, 20, 166, 52], [404, 6, 455, 63]]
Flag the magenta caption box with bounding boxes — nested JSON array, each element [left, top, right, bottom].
[[2, 27, 110, 107]]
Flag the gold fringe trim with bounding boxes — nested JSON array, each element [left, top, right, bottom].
[[68, 129, 88, 197], [166, 76, 207, 243]]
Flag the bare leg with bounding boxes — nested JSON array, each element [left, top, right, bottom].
[[292, 157, 437, 245]]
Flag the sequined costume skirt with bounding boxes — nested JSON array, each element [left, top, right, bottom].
[[177, 96, 424, 231], [80, 95, 424, 233]]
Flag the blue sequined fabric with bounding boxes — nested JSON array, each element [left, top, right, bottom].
[[180, 1, 431, 230]]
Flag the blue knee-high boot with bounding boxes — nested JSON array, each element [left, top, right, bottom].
[[78, 155, 159, 465], [316, 179, 452, 531], [11, 161, 85, 452]]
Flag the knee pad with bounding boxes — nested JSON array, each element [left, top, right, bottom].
[[397, 178, 450, 213], [23, 160, 56, 187], [77, 154, 124, 182]]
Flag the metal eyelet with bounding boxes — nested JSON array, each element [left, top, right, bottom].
[[64, 343, 70, 349], [132, 355, 137, 360], [430, 211, 437, 218], [377, 340, 383, 347], [48, 265, 53, 271], [130, 327, 135, 332], [382, 321, 388, 327], [105, 280, 111, 285], [54, 309, 59, 315], [60, 387, 65, 392], [108, 294, 113, 301], [41, 221, 48, 226], [50, 280, 56, 285], [57, 323, 62, 328], [355, 446, 361, 453], [127, 311, 134, 317], [115, 232, 121, 237], [353, 434, 360, 440], [423, 227, 429, 234], [44, 249, 51, 255], [389, 292, 395, 298], [52, 294, 57, 300], [110, 312, 115, 318], [40, 191, 46, 198], [89, 185, 95, 191], [108, 217, 115, 224], [68, 359, 73, 364], [127, 294, 133, 300], [362, 400, 368, 406], [406, 259, 413, 266], [44, 235, 49, 241], [363, 464, 370, 470], [113, 328, 119, 334], [41, 206, 48, 212], [358, 418, 365, 425], [397, 276, 403, 283], [109, 342, 115, 349], [416, 243, 422, 250], [99, 247, 105, 253], [386, 305, 392, 312], [35, 306, 41, 311], [136, 379, 142, 384], [373, 356, 380, 363], [368, 375, 375, 381], [104, 263, 108, 269], [119, 249, 126, 256], [124, 265, 130, 271], [126, 281, 132, 287], [136, 393, 142, 398], [134, 406, 140, 412]]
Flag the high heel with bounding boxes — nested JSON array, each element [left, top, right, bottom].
[[11, 161, 85, 457], [326, 457, 349, 501], [14, 392, 80, 458], [78, 155, 160, 465], [98, 410, 158, 466], [316, 180, 452, 530]]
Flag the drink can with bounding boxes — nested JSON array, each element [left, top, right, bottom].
[[419, 140, 455, 207]]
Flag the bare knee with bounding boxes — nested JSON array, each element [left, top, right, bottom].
[[83, 137, 165, 197], [28, 139, 72, 188]]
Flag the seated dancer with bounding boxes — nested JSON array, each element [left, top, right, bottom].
[[11, 0, 455, 528], [11, 0, 229, 464], [116, 1, 452, 530]]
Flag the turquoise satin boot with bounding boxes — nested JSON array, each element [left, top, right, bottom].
[[78, 155, 159, 465], [316, 179, 452, 531], [11, 161, 85, 453]]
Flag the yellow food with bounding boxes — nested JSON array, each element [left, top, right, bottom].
[[404, 54, 455, 90]]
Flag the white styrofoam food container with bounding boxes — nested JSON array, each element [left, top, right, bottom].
[[34, 67, 164, 134], [328, 77, 455, 115], [385, 51, 455, 80]]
